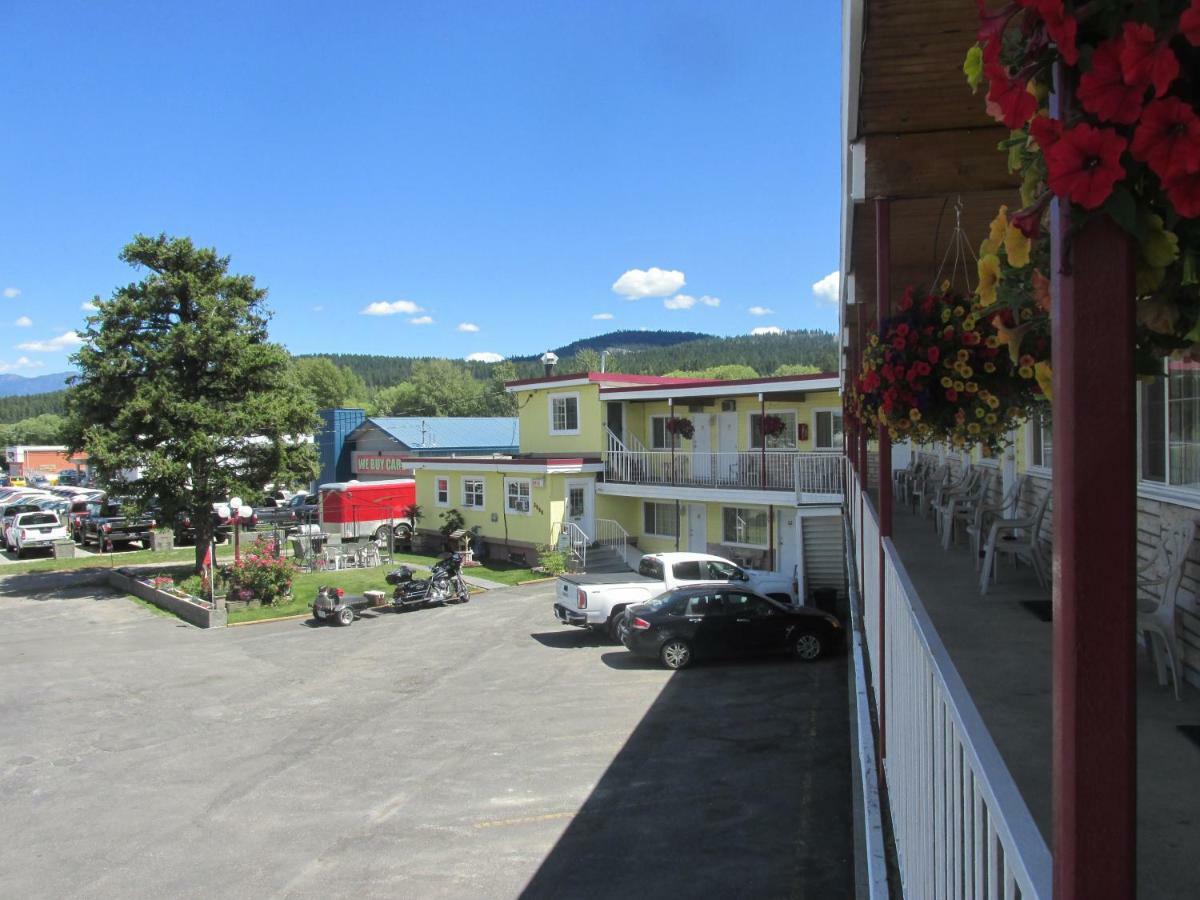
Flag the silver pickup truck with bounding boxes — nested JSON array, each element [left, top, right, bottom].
[[554, 552, 797, 641]]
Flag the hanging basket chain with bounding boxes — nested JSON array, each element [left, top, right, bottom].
[[932, 196, 977, 297]]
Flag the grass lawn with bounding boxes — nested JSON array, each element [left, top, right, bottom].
[[225, 552, 538, 624], [0, 545, 236, 578]]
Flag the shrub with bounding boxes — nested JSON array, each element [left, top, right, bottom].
[[177, 575, 205, 598], [223, 535, 296, 604], [537, 546, 568, 576]]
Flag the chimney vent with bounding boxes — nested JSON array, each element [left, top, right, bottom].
[[540, 351, 559, 376]]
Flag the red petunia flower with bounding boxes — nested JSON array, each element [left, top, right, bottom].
[[1033, 0, 1078, 64], [1045, 122, 1127, 209], [1183, 0, 1200, 47], [976, 0, 1013, 48], [1131, 98, 1200, 181], [1077, 39, 1147, 125], [928, 346, 941, 364], [1119, 22, 1179, 98], [1029, 115, 1062, 154], [985, 62, 1038, 128], [1164, 168, 1200, 218]]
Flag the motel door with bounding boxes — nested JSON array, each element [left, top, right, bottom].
[[718, 413, 738, 481], [776, 509, 798, 582], [688, 504, 707, 554], [565, 479, 595, 540]]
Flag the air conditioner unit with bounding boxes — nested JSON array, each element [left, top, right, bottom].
[[720, 400, 736, 412], [687, 403, 706, 413]]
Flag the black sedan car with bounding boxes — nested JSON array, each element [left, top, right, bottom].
[[618, 586, 843, 670]]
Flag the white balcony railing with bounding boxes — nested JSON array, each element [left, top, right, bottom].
[[848, 465, 1051, 899], [604, 449, 843, 496]]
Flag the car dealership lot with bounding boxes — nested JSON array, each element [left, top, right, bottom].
[[0, 577, 852, 898]]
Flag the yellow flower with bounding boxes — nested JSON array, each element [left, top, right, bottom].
[[1020, 307, 1033, 320], [977, 254, 1001, 306], [987, 395, 1000, 409], [942, 308, 952, 323], [1004, 223, 1031, 268], [953, 306, 965, 318], [985, 336, 1000, 349], [941, 376, 954, 388], [1019, 365, 1034, 379], [957, 349, 970, 362], [953, 380, 965, 391], [961, 365, 974, 378], [982, 208, 1008, 257], [909, 408, 922, 422], [975, 407, 985, 417], [963, 45, 984, 93], [985, 413, 998, 425], [968, 423, 981, 435], [964, 316, 977, 330], [870, 334, 880, 346], [992, 316, 1032, 364], [965, 381, 979, 392], [1034, 360, 1053, 400], [984, 362, 997, 373]]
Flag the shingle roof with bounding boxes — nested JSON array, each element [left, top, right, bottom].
[[362, 417, 519, 451]]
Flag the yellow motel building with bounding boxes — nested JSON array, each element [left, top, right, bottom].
[[402, 370, 847, 600]]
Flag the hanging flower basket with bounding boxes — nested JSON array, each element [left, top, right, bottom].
[[965, 0, 1200, 369], [665, 416, 695, 440], [852, 285, 1047, 451], [759, 414, 787, 438]]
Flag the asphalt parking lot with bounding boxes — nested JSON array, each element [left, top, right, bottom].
[[0, 576, 853, 898]]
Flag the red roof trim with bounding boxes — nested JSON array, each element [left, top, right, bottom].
[[504, 372, 698, 388], [597, 372, 839, 393], [397, 456, 601, 466]]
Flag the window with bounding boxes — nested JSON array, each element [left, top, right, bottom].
[[814, 409, 844, 451], [505, 478, 531, 515], [750, 411, 797, 449], [1140, 359, 1200, 489], [704, 559, 741, 581], [685, 591, 724, 616], [1029, 414, 1053, 469], [462, 478, 484, 508], [722, 591, 772, 616], [638, 556, 666, 579], [722, 506, 768, 546], [568, 486, 585, 519], [672, 560, 703, 580], [435, 477, 449, 507], [650, 416, 681, 450], [549, 393, 580, 435], [643, 501, 679, 537]]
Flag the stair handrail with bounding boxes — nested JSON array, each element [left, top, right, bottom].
[[558, 521, 589, 571], [594, 517, 638, 569]]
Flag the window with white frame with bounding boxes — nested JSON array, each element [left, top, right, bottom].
[[650, 415, 681, 450], [462, 477, 485, 508], [1028, 414, 1053, 469], [750, 411, 797, 449], [642, 501, 679, 537], [814, 409, 844, 451], [435, 477, 449, 506], [549, 393, 580, 435], [1140, 359, 1200, 489], [722, 506, 768, 546], [505, 478, 532, 515]]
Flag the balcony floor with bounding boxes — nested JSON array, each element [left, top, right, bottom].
[[885, 502, 1200, 898]]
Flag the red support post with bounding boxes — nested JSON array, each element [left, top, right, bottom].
[[1051, 208, 1137, 899], [875, 197, 892, 757]]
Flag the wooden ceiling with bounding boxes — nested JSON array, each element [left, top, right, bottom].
[[848, 0, 1021, 328]]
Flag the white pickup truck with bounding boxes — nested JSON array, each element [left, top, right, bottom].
[[554, 552, 797, 640]]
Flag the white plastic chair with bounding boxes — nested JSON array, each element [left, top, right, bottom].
[[1137, 516, 1196, 700], [979, 484, 1052, 595], [912, 463, 949, 519], [965, 473, 1029, 570], [934, 466, 980, 542], [939, 468, 995, 551]]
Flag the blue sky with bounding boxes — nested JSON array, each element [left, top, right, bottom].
[[0, 0, 841, 373]]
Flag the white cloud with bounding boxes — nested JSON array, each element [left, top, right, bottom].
[[14, 316, 32, 327], [466, 352, 504, 363], [592, 312, 614, 321], [751, 326, 784, 336], [663, 294, 697, 310], [612, 267, 685, 299], [361, 299, 423, 316], [81, 301, 98, 312], [3, 287, 20, 299], [813, 270, 840, 306], [410, 315, 434, 325], [699, 295, 720, 307], [457, 322, 480, 333], [16, 330, 84, 352], [747, 305, 773, 316], [0, 356, 43, 373]]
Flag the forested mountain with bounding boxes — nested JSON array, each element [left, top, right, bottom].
[[0, 371, 73, 397], [0, 390, 67, 422]]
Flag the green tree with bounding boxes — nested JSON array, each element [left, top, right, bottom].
[[773, 364, 821, 376], [664, 364, 760, 380], [0, 413, 66, 445], [64, 234, 320, 570], [292, 356, 369, 409], [373, 359, 486, 416], [484, 360, 519, 416], [568, 348, 601, 374]]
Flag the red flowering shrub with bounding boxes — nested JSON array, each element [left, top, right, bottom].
[[967, 0, 1200, 366], [224, 535, 296, 604]]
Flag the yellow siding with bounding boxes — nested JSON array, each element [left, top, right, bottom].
[[514, 383, 605, 455]]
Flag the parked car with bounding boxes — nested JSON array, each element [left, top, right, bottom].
[[0, 472, 9, 487], [57, 469, 80, 486], [3, 503, 47, 550], [250, 496, 300, 531], [554, 552, 798, 641], [9, 511, 68, 558], [617, 586, 843, 670], [78, 499, 156, 551], [173, 503, 248, 545]]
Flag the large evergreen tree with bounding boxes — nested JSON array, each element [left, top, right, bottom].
[[64, 235, 319, 569]]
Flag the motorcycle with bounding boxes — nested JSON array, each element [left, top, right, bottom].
[[386, 552, 470, 610]]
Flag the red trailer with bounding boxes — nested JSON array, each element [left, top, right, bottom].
[[318, 479, 416, 543]]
